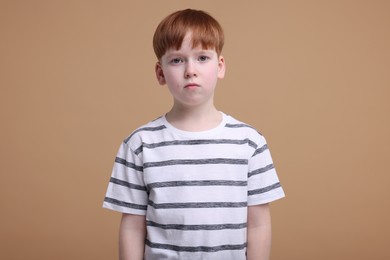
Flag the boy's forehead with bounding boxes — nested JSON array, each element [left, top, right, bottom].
[[178, 31, 198, 48], [167, 32, 216, 52], [164, 46, 217, 57]]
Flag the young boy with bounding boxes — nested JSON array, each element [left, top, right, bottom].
[[103, 9, 285, 260]]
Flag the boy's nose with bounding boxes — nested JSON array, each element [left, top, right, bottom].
[[184, 62, 197, 78], [185, 71, 197, 79]]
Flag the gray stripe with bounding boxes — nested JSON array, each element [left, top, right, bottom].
[[104, 197, 147, 210], [248, 182, 282, 196], [148, 200, 247, 209], [252, 144, 268, 157], [144, 158, 248, 168], [110, 177, 146, 191], [148, 180, 247, 189], [225, 123, 253, 129], [134, 145, 143, 155], [124, 125, 166, 143], [225, 123, 263, 135], [145, 239, 247, 252], [115, 157, 143, 172], [147, 220, 247, 230], [136, 139, 257, 154], [248, 164, 274, 178]]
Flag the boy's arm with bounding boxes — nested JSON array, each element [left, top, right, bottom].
[[247, 203, 272, 260], [119, 213, 146, 260]]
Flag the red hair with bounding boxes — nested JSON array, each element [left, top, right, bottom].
[[153, 9, 224, 60]]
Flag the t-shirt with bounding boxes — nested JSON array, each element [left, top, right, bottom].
[[103, 112, 285, 260]]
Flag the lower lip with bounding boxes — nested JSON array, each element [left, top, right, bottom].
[[185, 85, 199, 89]]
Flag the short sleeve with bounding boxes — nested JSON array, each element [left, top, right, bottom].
[[103, 142, 148, 215], [247, 135, 285, 205]]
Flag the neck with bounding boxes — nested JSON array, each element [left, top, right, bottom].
[[166, 103, 222, 132]]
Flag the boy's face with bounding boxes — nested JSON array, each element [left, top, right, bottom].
[[155, 32, 225, 109]]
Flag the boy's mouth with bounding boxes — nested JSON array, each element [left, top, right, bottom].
[[184, 83, 200, 88]]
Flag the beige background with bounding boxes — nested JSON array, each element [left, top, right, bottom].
[[1, 0, 389, 259]]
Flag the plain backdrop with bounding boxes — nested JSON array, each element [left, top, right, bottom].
[[1, 0, 389, 259]]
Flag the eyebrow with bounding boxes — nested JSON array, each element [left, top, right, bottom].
[[165, 49, 215, 57]]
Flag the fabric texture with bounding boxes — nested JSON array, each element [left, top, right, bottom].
[[103, 112, 285, 259]]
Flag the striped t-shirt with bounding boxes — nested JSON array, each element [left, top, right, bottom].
[[103, 112, 285, 260]]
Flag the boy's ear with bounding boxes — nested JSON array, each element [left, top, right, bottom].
[[155, 62, 166, 85], [217, 56, 226, 79]]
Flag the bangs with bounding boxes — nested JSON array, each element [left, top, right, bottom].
[[153, 9, 224, 60]]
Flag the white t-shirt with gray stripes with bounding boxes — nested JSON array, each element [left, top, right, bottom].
[[103, 112, 285, 260]]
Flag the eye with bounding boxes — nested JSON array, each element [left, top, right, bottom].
[[170, 58, 183, 64], [198, 55, 210, 62]]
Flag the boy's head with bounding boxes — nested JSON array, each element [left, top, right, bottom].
[[153, 9, 224, 60]]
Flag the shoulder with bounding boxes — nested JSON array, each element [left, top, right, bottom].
[[224, 113, 264, 136], [221, 113, 270, 151], [123, 116, 167, 146]]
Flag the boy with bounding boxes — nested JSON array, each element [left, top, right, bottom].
[[103, 9, 285, 260]]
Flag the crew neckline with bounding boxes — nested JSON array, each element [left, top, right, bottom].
[[162, 112, 226, 138]]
